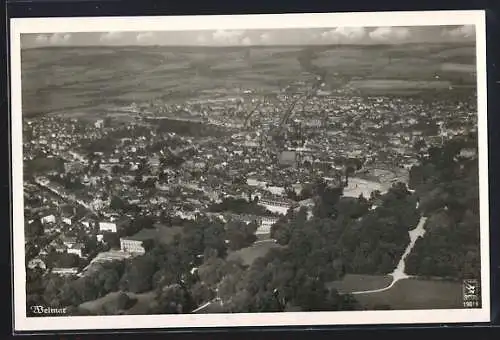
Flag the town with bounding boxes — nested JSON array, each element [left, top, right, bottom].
[[23, 79, 478, 312]]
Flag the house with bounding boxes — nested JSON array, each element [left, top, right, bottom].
[[27, 258, 46, 270], [41, 214, 56, 225], [62, 217, 72, 226], [61, 236, 77, 248], [94, 119, 104, 129], [67, 243, 84, 257]]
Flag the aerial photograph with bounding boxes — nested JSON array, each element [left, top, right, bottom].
[[20, 24, 481, 317]]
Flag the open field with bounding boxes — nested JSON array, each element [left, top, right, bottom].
[[354, 277, 463, 310], [21, 43, 476, 117], [227, 240, 281, 266], [327, 274, 463, 310], [155, 225, 183, 245], [343, 177, 387, 198]]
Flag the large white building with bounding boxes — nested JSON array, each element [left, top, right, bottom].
[[120, 238, 145, 255], [99, 222, 117, 233], [258, 198, 293, 215], [256, 216, 279, 235], [120, 229, 157, 255]]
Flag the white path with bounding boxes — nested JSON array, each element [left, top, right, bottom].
[[350, 215, 428, 295], [191, 301, 212, 313]]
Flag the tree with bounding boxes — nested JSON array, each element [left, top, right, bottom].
[[190, 282, 214, 306], [197, 257, 228, 287], [226, 221, 257, 251], [120, 256, 156, 293], [110, 196, 126, 211], [203, 220, 227, 257], [26, 218, 44, 238], [102, 232, 121, 249], [155, 284, 192, 314]]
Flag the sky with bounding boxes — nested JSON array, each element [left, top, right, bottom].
[[21, 25, 475, 48]]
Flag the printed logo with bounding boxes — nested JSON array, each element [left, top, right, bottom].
[[462, 279, 481, 308]]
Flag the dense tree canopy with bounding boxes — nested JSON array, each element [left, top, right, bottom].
[[406, 134, 480, 279]]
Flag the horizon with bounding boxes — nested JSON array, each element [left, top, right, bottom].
[[20, 25, 475, 49], [22, 40, 476, 50]]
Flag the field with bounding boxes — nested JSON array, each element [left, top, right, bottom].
[[343, 177, 387, 198], [227, 240, 281, 266], [21, 43, 476, 118], [327, 274, 463, 310], [354, 277, 463, 310], [155, 225, 183, 245]]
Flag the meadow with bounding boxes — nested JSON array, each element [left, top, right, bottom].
[[327, 274, 463, 310], [227, 239, 281, 266]]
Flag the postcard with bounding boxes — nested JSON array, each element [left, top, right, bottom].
[[10, 10, 490, 332]]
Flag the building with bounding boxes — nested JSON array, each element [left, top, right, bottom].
[[27, 258, 46, 270], [60, 236, 77, 248], [94, 119, 104, 129], [305, 119, 322, 128], [99, 222, 117, 233], [120, 229, 158, 255], [120, 238, 145, 255], [62, 217, 72, 226], [90, 250, 132, 265], [256, 216, 279, 235], [258, 197, 293, 215], [67, 243, 84, 257], [279, 151, 297, 167], [52, 267, 79, 276], [41, 214, 56, 225]]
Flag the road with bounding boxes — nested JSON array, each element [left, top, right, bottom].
[[350, 216, 428, 295], [34, 178, 95, 214]]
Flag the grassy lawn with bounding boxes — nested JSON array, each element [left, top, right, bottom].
[[227, 240, 281, 266], [155, 225, 183, 245], [326, 274, 392, 293], [124, 291, 157, 315], [354, 277, 464, 310]]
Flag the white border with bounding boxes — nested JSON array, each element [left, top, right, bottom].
[[10, 10, 490, 332]]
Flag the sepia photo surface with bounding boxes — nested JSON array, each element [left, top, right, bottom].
[[10, 11, 490, 331]]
